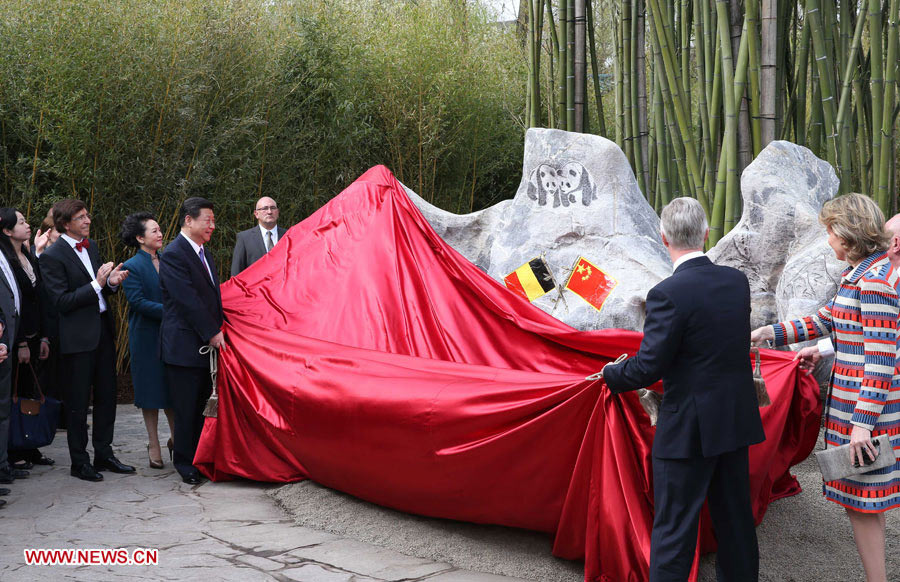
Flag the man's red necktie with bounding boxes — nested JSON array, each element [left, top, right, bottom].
[[75, 239, 89, 252]]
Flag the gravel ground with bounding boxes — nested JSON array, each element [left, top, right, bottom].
[[272, 427, 899, 582]]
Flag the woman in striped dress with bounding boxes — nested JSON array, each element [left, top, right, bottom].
[[751, 193, 898, 582]]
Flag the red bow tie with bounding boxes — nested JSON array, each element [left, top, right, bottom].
[[75, 239, 89, 252]]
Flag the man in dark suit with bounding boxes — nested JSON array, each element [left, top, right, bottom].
[[40, 199, 135, 482], [0, 248, 20, 494], [159, 197, 224, 484], [602, 197, 765, 582], [230, 196, 287, 277]]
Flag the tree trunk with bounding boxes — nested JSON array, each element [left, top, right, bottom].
[[759, 0, 776, 147]]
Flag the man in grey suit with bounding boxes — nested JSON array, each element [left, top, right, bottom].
[[230, 196, 287, 277], [0, 246, 22, 496]]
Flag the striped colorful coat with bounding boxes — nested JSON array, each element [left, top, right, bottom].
[[772, 251, 900, 513]]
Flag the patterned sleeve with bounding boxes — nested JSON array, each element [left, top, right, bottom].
[[851, 274, 899, 430], [771, 303, 834, 347]]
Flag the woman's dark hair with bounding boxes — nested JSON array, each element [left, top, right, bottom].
[[0, 206, 32, 263], [119, 212, 156, 248]]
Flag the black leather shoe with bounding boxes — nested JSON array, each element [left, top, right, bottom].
[[0, 499, 6, 508], [93, 456, 136, 474], [32, 456, 55, 466], [181, 473, 202, 485], [12, 461, 33, 470], [0, 469, 26, 483], [71, 465, 104, 482], [0, 487, 10, 496]]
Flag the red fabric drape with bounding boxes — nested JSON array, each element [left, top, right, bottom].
[[195, 166, 821, 582]]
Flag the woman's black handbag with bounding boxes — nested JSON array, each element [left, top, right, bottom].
[[9, 361, 60, 450]]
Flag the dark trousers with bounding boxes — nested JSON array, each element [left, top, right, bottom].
[[165, 364, 211, 479], [649, 446, 758, 582], [60, 314, 117, 468]]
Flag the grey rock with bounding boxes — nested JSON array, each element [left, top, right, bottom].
[[407, 128, 671, 331], [409, 133, 843, 346], [707, 140, 842, 330]]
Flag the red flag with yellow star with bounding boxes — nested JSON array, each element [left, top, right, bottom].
[[564, 257, 617, 312]]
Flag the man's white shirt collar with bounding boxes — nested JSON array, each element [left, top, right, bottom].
[[180, 231, 204, 254], [259, 224, 278, 240], [61, 233, 85, 248], [672, 251, 705, 271]]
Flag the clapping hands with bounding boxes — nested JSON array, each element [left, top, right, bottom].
[[97, 262, 129, 287]]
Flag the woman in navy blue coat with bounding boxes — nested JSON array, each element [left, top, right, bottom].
[[120, 213, 173, 468]]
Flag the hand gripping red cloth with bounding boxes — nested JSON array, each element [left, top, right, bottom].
[[195, 165, 821, 582]]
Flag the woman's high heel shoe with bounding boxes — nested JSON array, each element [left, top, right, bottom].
[[147, 444, 164, 469], [166, 438, 174, 461]]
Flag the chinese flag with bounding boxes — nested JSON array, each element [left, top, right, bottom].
[[564, 257, 617, 312]]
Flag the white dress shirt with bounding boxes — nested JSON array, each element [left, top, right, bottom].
[[672, 251, 705, 271], [60, 233, 107, 313], [180, 232, 215, 283], [259, 224, 278, 251]]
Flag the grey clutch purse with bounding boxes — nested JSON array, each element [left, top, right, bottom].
[[814, 434, 896, 482]]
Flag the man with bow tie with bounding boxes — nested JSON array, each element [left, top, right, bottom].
[[40, 199, 135, 482]]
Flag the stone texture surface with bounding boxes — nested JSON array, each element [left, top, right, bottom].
[[410, 133, 843, 340], [707, 140, 844, 330], [407, 128, 672, 331]]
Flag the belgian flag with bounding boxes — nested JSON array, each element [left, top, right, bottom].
[[504, 258, 555, 302]]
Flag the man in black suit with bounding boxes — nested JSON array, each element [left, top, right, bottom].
[[40, 199, 135, 482], [602, 197, 765, 582], [159, 197, 224, 484], [0, 248, 20, 495], [230, 196, 287, 277]]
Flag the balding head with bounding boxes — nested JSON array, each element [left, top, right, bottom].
[[254, 196, 279, 230], [886, 213, 900, 267]]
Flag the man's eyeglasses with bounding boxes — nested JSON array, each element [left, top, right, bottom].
[[256, 206, 278, 212], [72, 213, 91, 222]]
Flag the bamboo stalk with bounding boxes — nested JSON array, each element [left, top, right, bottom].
[[877, 0, 899, 211], [567, 0, 576, 129], [711, 0, 738, 244], [806, 0, 839, 172], [585, 0, 608, 136], [646, 0, 708, 211], [759, 0, 777, 146], [835, 3, 867, 195], [558, 0, 568, 128], [870, 0, 884, 192]]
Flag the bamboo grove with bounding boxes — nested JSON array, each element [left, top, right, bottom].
[[523, 0, 900, 243]]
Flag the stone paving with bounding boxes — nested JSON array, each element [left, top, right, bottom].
[[0, 405, 529, 581]]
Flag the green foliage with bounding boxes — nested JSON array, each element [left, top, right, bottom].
[[0, 0, 527, 270]]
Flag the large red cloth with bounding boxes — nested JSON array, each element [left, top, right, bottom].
[[195, 166, 821, 582]]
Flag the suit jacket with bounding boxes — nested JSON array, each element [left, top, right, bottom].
[[39, 237, 117, 355], [158, 234, 224, 369], [3, 249, 51, 342], [0, 254, 18, 352], [230, 225, 287, 277], [603, 256, 765, 459]]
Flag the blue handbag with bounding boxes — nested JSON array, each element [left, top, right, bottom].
[[9, 362, 60, 451]]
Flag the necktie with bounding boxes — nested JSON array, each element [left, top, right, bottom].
[[199, 247, 213, 282], [75, 239, 89, 252], [266, 230, 274, 252]]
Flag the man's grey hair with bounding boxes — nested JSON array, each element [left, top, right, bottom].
[[659, 197, 709, 250]]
